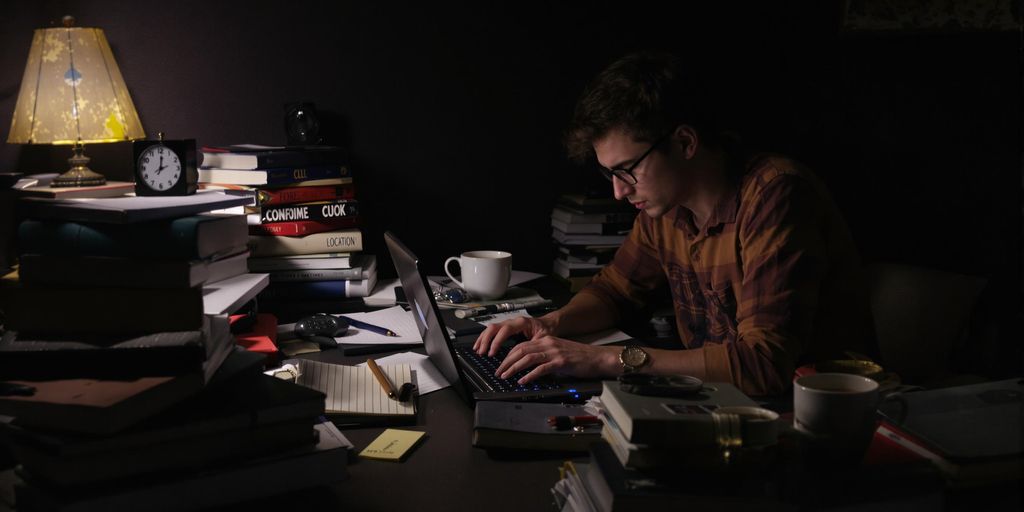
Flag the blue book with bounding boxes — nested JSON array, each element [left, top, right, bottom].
[[17, 214, 247, 260], [260, 272, 377, 300]]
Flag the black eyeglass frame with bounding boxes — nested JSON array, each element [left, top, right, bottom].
[[597, 130, 674, 185]]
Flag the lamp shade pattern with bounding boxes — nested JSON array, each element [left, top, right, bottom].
[[7, 26, 144, 145]]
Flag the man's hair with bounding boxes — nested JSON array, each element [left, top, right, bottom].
[[565, 51, 719, 163]]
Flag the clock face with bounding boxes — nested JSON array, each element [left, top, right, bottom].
[[137, 144, 182, 191]]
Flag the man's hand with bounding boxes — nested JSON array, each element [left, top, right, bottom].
[[493, 335, 619, 385], [473, 316, 554, 357]]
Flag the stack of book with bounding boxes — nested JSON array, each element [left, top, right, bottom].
[[551, 381, 772, 511], [551, 192, 636, 292], [197, 144, 377, 322], [0, 193, 348, 509]]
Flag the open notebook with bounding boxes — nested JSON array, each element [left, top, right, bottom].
[[296, 359, 416, 426]]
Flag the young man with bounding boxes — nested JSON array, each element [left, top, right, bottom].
[[473, 52, 876, 396]]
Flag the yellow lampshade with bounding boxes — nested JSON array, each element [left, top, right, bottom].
[[8, 24, 145, 145], [7, 18, 144, 187]]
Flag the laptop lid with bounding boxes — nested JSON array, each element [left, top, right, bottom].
[[384, 231, 478, 404]]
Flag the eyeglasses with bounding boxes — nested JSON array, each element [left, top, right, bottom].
[[597, 130, 673, 185]]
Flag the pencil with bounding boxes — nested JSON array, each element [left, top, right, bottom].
[[339, 315, 399, 337], [366, 358, 398, 399]]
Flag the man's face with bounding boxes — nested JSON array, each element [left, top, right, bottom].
[[593, 127, 689, 219]]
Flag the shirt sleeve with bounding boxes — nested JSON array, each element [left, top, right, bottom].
[[576, 214, 667, 324], [701, 174, 829, 395]]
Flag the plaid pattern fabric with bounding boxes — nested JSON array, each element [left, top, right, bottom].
[[579, 154, 876, 396]]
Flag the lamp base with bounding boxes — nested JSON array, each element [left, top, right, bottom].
[[51, 143, 106, 187]]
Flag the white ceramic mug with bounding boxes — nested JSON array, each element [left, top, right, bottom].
[[793, 373, 880, 440], [444, 250, 512, 300]]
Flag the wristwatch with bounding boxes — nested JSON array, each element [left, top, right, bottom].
[[619, 344, 650, 373]]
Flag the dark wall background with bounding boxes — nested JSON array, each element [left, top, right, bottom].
[[1, 1, 1020, 376]]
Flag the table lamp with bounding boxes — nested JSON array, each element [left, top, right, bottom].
[[6, 16, 145, 187]]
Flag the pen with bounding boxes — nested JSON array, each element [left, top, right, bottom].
[[366, 358, 398, 399], [547, 415, 601, 431], [338, 315, 398, 337], [454, 298, 553, 319]]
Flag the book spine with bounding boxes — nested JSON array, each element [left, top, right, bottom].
[[260, 278, 373, 300], [1, 287, 204, 335], [247, 256, 352, 271], [269, 268, 365, 282], [262, 165, 351, 185], [201, 148, 348, 169], [16, 217, 225, 260], [248, 217, 359, 237], [248, 230, 363, 257], [17, 254, 204, 289], [257, 184, 356, 206], [259, 200, 358, 224]]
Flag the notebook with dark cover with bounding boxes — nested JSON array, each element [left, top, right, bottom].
[[384, 231, 601, 404], [0, 315, 233, 380], [0, 339, 239, 436], [1, 370, 323, 487]]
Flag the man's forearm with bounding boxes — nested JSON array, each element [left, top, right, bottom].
[[542, 292, 619, 337]]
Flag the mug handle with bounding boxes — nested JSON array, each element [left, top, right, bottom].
[[444, 257, 464, 289]]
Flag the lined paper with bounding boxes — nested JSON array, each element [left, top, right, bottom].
[[298, 359, 415, 417]]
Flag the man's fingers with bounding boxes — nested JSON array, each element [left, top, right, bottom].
[[517, 361, 555, 385], [498, 350, 548, 380]]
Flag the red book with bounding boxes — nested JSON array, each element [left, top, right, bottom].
[[248, 216, 360, 236], [231, 313, 279, 364], [257, 184, 355, 206]]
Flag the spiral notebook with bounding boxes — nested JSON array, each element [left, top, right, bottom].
[[296, 359, 416, 425]]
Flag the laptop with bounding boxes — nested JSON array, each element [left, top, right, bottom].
[[384, 231, 602, 404]]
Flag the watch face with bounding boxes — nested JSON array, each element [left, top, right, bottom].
[[137, 144, 182, 191], [622, 345, 648, 367]]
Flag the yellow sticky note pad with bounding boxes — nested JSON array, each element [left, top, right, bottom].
[[359, 429, 426, 461]]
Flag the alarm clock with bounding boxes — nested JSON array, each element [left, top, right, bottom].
[[133, 133, 198, 196]]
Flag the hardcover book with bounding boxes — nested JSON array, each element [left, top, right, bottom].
[[247, 228, 363, 257], [200, 144, 349, 170], [17, 181, 135, 199], [599, 380, 758, 444], [472, 401, 601, 452], [257, 199, 358, 224], [256, 183, 355, 206], [16, 251, 249, 289], [0, 315, 234, 380], [259, 272, 377, 300], [247, 252, 356, 271], [0, 279, 206, 336], [267, 255, 375, 282], [13, 422, 348, 512], [199, 164, 351, 186], [2, 371, 323, 487], [17, 213, 248, 260], [0, 341, 235, 436], [247, 215, 359, 237], [15, 192, 252, 224]]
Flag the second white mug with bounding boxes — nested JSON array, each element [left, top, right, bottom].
[[444, 250, 512, 300]]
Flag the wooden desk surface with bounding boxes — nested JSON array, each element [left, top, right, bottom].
[[291, 347, 578, 512]]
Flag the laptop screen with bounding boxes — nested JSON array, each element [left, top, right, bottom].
[[384, 231, 475, 404]]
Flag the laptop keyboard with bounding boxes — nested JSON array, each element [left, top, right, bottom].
[[454, 345, 562, 393]]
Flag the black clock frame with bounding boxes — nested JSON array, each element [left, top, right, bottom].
[[132, 138, 198, 196]]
